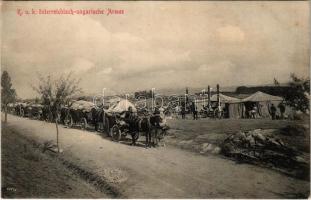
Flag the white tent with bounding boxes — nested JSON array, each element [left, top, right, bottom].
[[211, 94, 243, 118], [242, 91, 283, 118], [242, 91, 283, 102], [107, 99, 137, 113]]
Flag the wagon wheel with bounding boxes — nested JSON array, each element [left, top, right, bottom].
[[111, 124, 121, 142], [81, 118, 88, 129]]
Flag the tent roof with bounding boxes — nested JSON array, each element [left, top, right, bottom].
[[242, 91, 283, 102], [107, 99, 137, 113], [211, 93, 241, 103]]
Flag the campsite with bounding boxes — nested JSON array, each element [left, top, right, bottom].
[[1, 85, 310, 198]]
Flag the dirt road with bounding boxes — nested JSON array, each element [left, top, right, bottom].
[[3, 114, 310, 198]]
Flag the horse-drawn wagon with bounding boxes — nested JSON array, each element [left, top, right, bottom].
[[102, 99, 138, 140], [62, 100, 100, 130], [104, 99, 168, 147]]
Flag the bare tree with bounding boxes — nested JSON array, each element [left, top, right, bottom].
[[1, 71, 17, 123], [33, 73, 81, 152]]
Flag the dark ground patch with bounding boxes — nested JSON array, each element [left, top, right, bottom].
[[1, 123, 109, 198]]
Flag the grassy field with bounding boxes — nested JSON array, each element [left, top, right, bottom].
[[166, 116, 310, 154]]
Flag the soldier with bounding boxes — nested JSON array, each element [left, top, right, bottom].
[[120, 106, 134, 130], [278, 102, 286, 119], [191, 102, 198, 120], [270, 104, 277, 120], [181, 105, 186, 119]]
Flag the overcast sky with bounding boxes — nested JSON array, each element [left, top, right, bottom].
[[2, 1, 309, 98]]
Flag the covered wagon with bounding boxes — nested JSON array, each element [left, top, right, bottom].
[[63, 100, 101, 129], [103, 99, 138, 139]]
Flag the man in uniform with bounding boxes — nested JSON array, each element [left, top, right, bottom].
[[181, 105, 186, 119], [270, 104, 277, 120], [278, 102, 286, 119], [191, 102, 198, 120], [120, 106, 135, 130]]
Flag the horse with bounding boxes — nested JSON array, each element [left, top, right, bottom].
[[137, 115, 168, 147]]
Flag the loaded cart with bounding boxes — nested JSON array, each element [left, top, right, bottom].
[[103, 99, 138, 141], [63, 100, 99, 130]]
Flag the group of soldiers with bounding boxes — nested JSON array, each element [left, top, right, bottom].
[[246, 102, 286, 120], [176, 101, 287, 120], [270, 102, 286, 120], [177, 102, 222, 120]]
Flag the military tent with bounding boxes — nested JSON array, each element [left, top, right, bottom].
[[242, 91, 283, 118], [242, 91, 283, 102], [210, 94, 243, 118]]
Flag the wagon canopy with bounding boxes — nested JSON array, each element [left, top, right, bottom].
[[70, 100, 96, 112], [107, 99, 137, 113]]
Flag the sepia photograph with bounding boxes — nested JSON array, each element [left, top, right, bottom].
[[1, 1, 310, 198]]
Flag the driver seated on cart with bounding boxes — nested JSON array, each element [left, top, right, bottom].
[[120, 106, 134, 121]]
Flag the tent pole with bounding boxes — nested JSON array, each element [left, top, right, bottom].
[[208, 86, 211, 109], [217, 84, 220, 107]]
